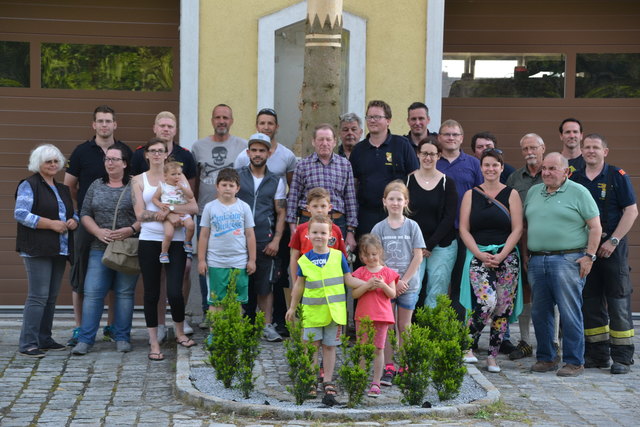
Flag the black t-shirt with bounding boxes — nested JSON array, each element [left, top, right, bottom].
[[469, 186, 513, 246]]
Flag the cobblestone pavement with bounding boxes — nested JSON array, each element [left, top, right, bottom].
[[1, 313, 639, 426]]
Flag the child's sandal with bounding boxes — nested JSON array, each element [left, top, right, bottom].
[[368, 382, 381, 398], [307, 383, 318, 398]]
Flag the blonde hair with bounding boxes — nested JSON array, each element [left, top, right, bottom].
[[306, 187, 331, 205], [382, 180, 411, 215], [358, 234, 384, 259], [163, 160, 182, 175], [155, 111, 176, 124], [308, 213, 333, 229]]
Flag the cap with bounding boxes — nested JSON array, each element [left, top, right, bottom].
[[248, 132, 271, 149]]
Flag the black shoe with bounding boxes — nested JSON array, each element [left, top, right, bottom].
[[611, 362, 631, 374], [274, 323, 289, 338], [584, 357, 611, 369], [509, 340, 533, 360], [20, 348, 45, 358], [40, 342, 67, 351], [499, 340, 516, 355]]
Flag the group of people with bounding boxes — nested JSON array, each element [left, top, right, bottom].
[[15, 101, 636, 397]]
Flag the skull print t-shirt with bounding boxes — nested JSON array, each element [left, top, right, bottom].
[[192, 135, 247, 214]]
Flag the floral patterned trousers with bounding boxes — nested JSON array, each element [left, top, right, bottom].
[[468, 251, 519, 357]]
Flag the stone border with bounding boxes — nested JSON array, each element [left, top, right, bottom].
[[174, 346, 500, 421]]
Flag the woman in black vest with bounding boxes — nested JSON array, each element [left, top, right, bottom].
[[15, 144, 78, 358]]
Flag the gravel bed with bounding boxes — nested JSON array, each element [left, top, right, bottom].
[[190, 366, 486, 411]]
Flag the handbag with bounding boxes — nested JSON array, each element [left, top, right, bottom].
[[102, 183, 140, 275]]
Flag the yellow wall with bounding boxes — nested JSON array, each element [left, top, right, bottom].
[[198, 0, 427, 139]]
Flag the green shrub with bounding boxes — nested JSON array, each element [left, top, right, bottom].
[[393, 324, 436, 406], [284, 306, 318, 405], [237, 311, 265, 398], [338, 317, 376, 408], [414, 294, 470, 400]]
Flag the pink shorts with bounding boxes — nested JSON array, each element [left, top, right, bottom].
[[355, 320, 391, 349]]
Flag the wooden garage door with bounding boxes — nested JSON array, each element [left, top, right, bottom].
[[0, 0, 179, 305], [443, 0, 640, 311]]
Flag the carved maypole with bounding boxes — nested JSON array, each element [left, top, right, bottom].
[[294, 0, 344, 157]]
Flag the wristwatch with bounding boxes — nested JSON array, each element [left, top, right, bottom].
[[169, 205, 175, 212], [585, 252, 597, 262], [609, 237, 620, 246]]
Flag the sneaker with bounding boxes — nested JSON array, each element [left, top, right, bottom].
[[274, 322, 289, 338], [20, 348, 45, 358], [40, 342, 66, 351], [368, 383, 381, 398], [183, 319, 194, 335], [102, 325, 115, 342], [380, 366, 396, 386], [116, 341, 132, 353], [183, 241, 194, 253], [509, 340, 533, 360], [611, 362, 631, 375], [66, 327, 80, 347], [263, 323, 283, 342], [531, 360, 559, 372], [71, 342, 91, 355], [556, 363, 584, 377], [499, 339, 516, 355], [159, 253, 170, 263]]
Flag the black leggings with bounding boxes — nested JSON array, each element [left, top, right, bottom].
[[138, 240, 186, 327]]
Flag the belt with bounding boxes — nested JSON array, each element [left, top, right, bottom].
[[300, 210, 343, 219], [529, 248, 584, 256]]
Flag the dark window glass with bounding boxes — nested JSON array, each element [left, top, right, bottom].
[[0, 41, 30, 88], [576, 53, 640, 98], [443, 53, 565, 98], [41, 43, 173, 91]]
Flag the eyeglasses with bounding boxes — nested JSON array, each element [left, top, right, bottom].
[[483, 148, 503, 155], [44, 159, 60, 164], [104, 157, 123, 163], [521, 145, 541, 152], [365, 115, 386, 121], [418, 152, 439, 158], [441, 133, 462, 138], [147, 149, 166, 155]]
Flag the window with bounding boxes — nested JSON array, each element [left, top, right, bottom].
[[41, 43, 173, 91], [443, 53, 565, 98], [576, 53, 640, 98], [0, 41, 30, 88]]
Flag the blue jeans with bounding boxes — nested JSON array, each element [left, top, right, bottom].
[[419, 241, 458, 308], [529, 252, 585, 366], [19, 256, 67, 352], [78, 250, 138, 345]]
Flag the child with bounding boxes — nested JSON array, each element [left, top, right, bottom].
[[352, 234, 398, 398], [197, 168, 256, 320], [371, 180, 425, 387], [152, 161, 195, 263], [285, 214, 367, 406], [289, 187, 347, 284]]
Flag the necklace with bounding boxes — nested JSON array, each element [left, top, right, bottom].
[[417, 171, 438, 184]]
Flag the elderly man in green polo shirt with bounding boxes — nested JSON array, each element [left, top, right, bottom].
[[524, 152, 601, 378]]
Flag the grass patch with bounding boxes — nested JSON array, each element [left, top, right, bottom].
[[473, 400, 531, 424]]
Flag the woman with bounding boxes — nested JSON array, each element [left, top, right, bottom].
[[459, 148, 523, 373], [132, 138, 198, 361], [407, 138, 458, 308], [15, 144, 78, 358], [71, 145, 140, 355]]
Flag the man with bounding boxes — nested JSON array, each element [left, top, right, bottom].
[[559, 118, 585, 173], [506, 133, 546, 360], [64, 105, 133, 346], [350, 100, 419, 237], [405, 102, 438, 151], [470, 131, 516, 183], [234, 108, 297, 185], [436, 119, 483, 322], [130, 111, 197, 337], [337, 112, 363, 159], [525, 152, 601, 377], [192, 104, 247, 322], [287, 124, 358, 251], [237, 133, 287, 342], [570, 134, 637, 374]]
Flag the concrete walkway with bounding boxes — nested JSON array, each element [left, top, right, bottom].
[[1, 312, 639, 426]]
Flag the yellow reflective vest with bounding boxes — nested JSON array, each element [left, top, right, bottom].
[[298, 249, 347, 328]]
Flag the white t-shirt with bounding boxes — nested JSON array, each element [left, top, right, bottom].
[[139, 173, 186, 242], [234, 142, 298, 180]]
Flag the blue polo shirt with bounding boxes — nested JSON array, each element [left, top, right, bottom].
[[570, 163, 636, 235], [436, 151, 483, 226]]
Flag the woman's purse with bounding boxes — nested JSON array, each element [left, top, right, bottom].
[[102, 183, 140, 275]]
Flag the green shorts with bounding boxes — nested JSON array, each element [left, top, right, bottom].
[[207, 267, 249, 305]]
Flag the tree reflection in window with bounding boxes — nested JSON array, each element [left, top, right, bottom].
[[576, 53, 640, 98], [41, 43, 173, 91], [0, 41, 30, 88]]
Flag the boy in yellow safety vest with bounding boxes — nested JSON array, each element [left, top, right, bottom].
[[285, 214, 376, 405]]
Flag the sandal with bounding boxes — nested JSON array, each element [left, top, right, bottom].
[[176, 338, 196, 348], [183, 241, 193, 253], [159, 253, 170, 263], [307, 383, 318, 398], [368, 382, 381, 398], [148, 352, 165, 361], [322, 382, 339, 406]]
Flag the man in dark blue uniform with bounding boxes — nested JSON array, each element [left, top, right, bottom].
[[570, 133, 638, 374]]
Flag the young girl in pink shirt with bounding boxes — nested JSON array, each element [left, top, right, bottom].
[[351, 234, 398, 398]]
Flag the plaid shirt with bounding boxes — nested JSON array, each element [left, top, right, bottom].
[[286, 152, 358, 228]]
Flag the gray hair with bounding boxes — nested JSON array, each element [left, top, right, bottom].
[[339, 112, 362, 128], [28, 144, 66, 173], [544, 152, 568, 168], [520, 133, 545, 147]]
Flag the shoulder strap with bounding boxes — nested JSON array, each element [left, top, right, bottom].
[[110, 183, 130, 231], [472, 186, 511, 221]]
